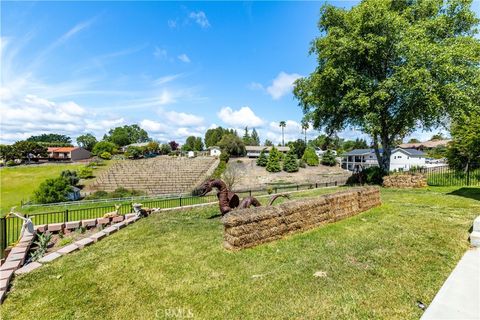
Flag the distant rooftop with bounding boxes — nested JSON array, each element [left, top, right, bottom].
[[399, 139, 451, 149], [245, 146, 290, 152]]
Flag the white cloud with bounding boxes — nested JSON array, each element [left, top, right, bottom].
[[164, 110, 204, 126], [217, 106, 264, 127], [153, 74, 183, 86], [153, 47, 167, 59], [139, 119, 167, 133], [248, 82, 264, 91], [266, 72, 302, 100], [167, 19, 177, 28], [189, 11, 210, 28], [178, 53, 191, 63], [158, 90, 176, 105]]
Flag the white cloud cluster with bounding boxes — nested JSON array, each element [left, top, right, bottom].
[[217, 106, 264, 127], [178, 53, 191, 63], [189, 11, 210, 28], [250, 72, 302, 100], [266, 72, 302, 100], [0, 94, 124, 143]]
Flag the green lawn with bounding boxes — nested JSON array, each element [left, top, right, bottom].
[[0, 162, 112, 216], [1, 186, 479, 319]]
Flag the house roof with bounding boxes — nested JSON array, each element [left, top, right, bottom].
[[48, 147, 79, 152], [393, 148, 425, 156], [245, 146, 290, 152], [343, 149, 376, 156], [398, 139, 450, 149]]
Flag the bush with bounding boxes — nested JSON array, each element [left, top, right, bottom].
[[78, 167, 94, 179], [99, 151, 112, 160], [298, 159, 306, 168], [92, 141, 118, 156], [219, 152, 230, 163], [6, 160, 16, 167], [348, 167, 386, 185], [124, 146, 143, 159], [302, 147, 319, 166], [30, 232, 52, 261], [61, 170, 79, 186], [84, 188, 145, 200], [211, 160, 227, 179], [256, 149, 268, 167], [266, 146, 282, 172], [34, 177, 72, 204], [283, 151, 299, 172], [321, 150, 337, 166]]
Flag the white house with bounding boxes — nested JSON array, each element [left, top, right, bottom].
[[341, 148, 426, 172], [315, 148, 337, 157], [209, 146, 221, 157], [187, 151, 195, 158]]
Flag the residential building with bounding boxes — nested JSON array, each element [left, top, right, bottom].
[[245, 146, 290, 158], [47, 147, 91, 161], [342, 148, 426, 172], [208, 146, 222, 157]]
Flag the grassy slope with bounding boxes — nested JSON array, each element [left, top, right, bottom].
[[0, 164, 84, 215], [2, 186, 479, 319], [0, 162, 115, 216]]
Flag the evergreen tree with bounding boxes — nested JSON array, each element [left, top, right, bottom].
[[321, 150, 337, 166], [283, 151, 299, 172], [242, 127, 251, 145], [266, 146, 282, 172], [302, 147, 319, 166], [264, 139, 273, 146], [251, 128, 260, 146], [256, 148, 268, 167]]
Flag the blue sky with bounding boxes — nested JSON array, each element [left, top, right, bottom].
[[1, 1, 479, 145]]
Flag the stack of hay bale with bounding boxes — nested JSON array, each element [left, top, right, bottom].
[[382, 173, 427, 188], [223, 187, 381, 250]]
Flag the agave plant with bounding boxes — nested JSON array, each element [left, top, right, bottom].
[[30, 232, 52, 261]]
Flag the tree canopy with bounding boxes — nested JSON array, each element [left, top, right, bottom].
[[218, 134, 246, 156], [294, 0, 480, 172], [103, 124, 150, 147], [27, 133, 72, 144], [76, 134, 98, 151], [446, 112, 480, 170], [182, 136, 204, 151], [204, 127, 236, 148]]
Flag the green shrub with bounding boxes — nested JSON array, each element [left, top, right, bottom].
[[78, 166, 94, 179], [212, 160, 227, 179], [6, 160, 16, 167], [124, 146, 144, 159], [302, 147, 319, 166], [219, 152, 230, 163], [256, 149, 268, 167], [92, 141, 117, 156], [298, 159, 306, 168], [30, 232, 52, 261], [58, 237, 73, 247], [266, 146, 282, 172], [99, 151, 112, 160], [321, 150, 337, 166], [363, 167, 385, 185], [34, 177, 72, 204], [61, 170, 79, 186], [283, 151, 299, 172]]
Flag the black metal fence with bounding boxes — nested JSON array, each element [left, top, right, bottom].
[[411, 164, 480, 186], [0, 181, 341, 259]]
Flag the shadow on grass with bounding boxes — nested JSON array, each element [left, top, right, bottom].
[[447, 187, 480, 201]]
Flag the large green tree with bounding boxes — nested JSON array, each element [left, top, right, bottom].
[[294, 0, 480, 172], [218, 134, 246, 156], [204, 127, 235, 148], [27, 133, 71, 144], [76, 134, 98, 151], [104, 124, 150, 147], [446, 112, 480, 170]]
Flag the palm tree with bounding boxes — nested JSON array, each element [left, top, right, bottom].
[[301, 119, 309, 144], [279, 121, 286, 146]]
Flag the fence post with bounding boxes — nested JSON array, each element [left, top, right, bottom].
[[297, 185, 299, 191], [0, 217, 6, 259], [64, 209, 69, 223], [179, 196, 182, 207], [335, 181, 337, 186], [249, 190, 252, 197], [315, 183, 318, 188]]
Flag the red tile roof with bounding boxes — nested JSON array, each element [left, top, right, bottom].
[[48, 147, 78, 153]]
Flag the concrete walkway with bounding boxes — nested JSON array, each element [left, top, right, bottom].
[[421, 248, 479, 320]]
